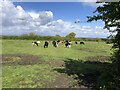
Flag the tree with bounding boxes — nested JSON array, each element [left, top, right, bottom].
[[65, 32, 76, 40], [95, 38, 102, 42], [54, 35, 61, 40], [87, 2, 120, 89]]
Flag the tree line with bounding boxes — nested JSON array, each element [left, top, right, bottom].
[[1, 32, 108, 42]]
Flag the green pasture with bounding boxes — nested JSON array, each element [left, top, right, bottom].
[[1, 40, 112, 88], [2, 40, 112, 60]]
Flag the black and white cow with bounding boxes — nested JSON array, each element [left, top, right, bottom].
[[75, 41, 78, 44], [52, 41, 58, 47], [32, 41, 40, 46], [44, 41, 49, 48], [80, 41, 85, 45], [65, 40, 72, 48]]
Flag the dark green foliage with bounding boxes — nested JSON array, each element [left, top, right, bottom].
[[87, 1, 120, 89], [2, 35, 108, 42]]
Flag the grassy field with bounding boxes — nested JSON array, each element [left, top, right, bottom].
[[1, 40, 112, 88]]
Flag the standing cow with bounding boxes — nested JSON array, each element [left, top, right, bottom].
[[52, 41, 58, 47], [44, 41, 49, 48], [75, 41, 78, 44], [65, 40, 72, 48]]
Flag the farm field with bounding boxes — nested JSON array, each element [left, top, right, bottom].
[[1, 40, 112, 88]]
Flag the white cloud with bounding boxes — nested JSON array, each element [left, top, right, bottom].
[[29, 11, 53, 25], [1, 0, 110, 38], [81, 0, 104, 8], [82, 2, 103, 8], [28, 12, 39, 19]]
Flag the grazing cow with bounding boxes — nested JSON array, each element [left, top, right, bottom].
[[61, 41, 64, 43], [80, 41, 85, 45], [52, 41, 58, 47], [75, 41, 78, 44], [44, 41, 49, 48], [36, 41, 40, 44], [32, 41, 40, 46], [65, 40, 72, 48]]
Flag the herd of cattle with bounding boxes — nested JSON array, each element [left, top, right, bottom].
[[32, 40, 85, 48]]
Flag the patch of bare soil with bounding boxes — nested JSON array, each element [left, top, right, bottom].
[[51, 73, 78, 88], [2, 54, 65, 66], [2, 54, 43, 65]]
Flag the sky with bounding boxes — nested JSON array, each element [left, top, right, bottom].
[[0, 0, 111, 38]]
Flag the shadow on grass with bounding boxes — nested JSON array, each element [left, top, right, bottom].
[[54, 58, 111, 89]]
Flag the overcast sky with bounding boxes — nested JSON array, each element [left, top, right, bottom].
[[1, 0, 111, 38]]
